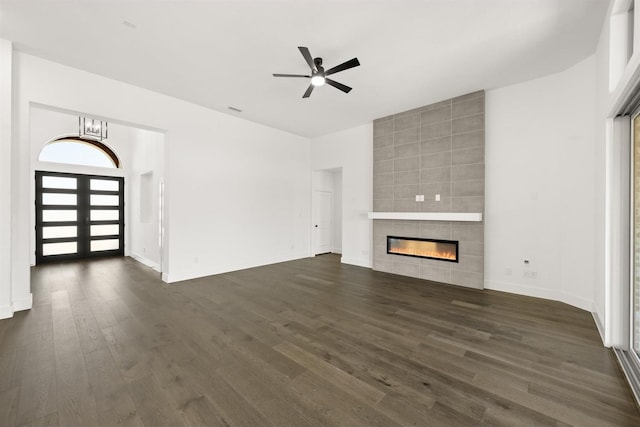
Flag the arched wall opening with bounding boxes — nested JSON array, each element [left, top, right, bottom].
[[29, 105, 166, 273]]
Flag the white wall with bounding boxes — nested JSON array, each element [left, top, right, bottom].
[[597, 0, 640, 347], [484, 55, 598, 312], [129, 128, 164, 270], [311, 124, 372, 267], [0, 39, 13, 318], [312, 171, 334, 192], [10, 51, 311, 297], [593, 6, 611, 339], [11, 48, 32, 315]]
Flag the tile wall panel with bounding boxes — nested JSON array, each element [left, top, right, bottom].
[[372, 91, 485, 289]]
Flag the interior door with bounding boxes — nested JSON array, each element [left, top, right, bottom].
[[35, 171, 124, 263], [313, 190, 332, 255]]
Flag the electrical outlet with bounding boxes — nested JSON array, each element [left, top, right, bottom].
[[530, 271, 538, 279], [505, 268, 512, 276], [523, 270, 531, 278], [435, 194, 441, 202]]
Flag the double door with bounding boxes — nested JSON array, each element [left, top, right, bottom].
[[35, 171, 124, 263]]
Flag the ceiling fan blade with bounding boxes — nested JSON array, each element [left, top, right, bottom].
[[273, 73, 310, 78], [325, 57, 360, 76], [302, 84, 315, 98], [325, 78, 352, 93], [298, 46, 317, 72]]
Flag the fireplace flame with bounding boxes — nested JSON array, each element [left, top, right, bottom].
[[389, 246, 457, 260], [387, 237, 458, 261]]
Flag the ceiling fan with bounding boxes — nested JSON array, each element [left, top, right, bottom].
[[273, 47, 360, 98]]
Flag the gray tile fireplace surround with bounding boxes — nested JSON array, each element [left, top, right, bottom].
[[372, 91, 484, 289]]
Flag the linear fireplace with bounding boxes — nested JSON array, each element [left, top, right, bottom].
[[387, 236, 459, 262]]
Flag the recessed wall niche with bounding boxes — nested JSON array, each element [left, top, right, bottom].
[[140, 171, 153, 224], [372, 91, 485, 289]]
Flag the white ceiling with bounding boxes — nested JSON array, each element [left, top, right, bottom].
[[0, 0, 609, 138]]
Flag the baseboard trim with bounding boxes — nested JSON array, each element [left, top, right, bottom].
[[0, 304, 13, 320], [12, 293, 32, 312], [131, 254, 161, 271], [484, 280, 592, 312], [166, 253, 309, 283], [561, 292, 594, 313], [340, 257, 371, 268], [593, 311, 606, 345]]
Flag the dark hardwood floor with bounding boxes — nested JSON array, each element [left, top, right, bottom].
[[0, 254, 639, 426]]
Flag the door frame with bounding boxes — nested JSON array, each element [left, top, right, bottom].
[[629, 109, 640, 363]]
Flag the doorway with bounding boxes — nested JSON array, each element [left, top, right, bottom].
[[35, 171, 124, 263], [313, 190, 332, 255], [311, 168, 343, 256]]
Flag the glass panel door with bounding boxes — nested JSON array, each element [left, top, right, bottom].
[[36, 173, 79, 260], [87, 177, 123, 256], [36, 171, 124, 263]]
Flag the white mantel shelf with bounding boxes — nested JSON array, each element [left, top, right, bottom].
[[368, 212, 483, 222]]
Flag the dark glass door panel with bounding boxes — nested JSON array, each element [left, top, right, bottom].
[[36, 171, 124, 263]]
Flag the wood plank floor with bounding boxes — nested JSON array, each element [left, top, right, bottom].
[[1, 254, 639, 426]]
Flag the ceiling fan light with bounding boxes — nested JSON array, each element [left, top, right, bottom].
[[311, 75, 326, 86]]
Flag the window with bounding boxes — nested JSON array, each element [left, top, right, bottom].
[[38, 137, 120, 168]]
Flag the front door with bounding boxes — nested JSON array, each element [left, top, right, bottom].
[[35, 171, 124, 263]]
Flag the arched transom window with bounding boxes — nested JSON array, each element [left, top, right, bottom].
[[38, 137, 120, 168]]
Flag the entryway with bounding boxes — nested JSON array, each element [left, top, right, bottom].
[[35, 171, 124, 263], [30, 106, 166, 277]]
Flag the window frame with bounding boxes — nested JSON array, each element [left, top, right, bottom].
[[38, 136, 120, 168]]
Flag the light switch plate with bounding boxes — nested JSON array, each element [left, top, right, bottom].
[[435, 194, 440, 201]]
